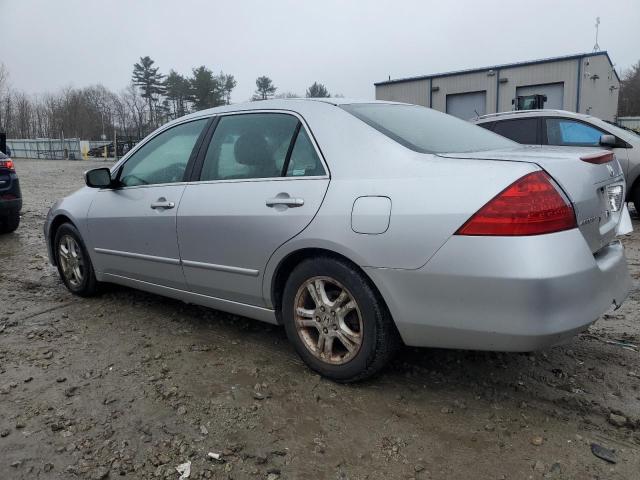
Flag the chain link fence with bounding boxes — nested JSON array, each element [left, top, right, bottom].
[[7, 138, 83, 160]]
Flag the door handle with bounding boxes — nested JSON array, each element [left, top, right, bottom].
[[266, 197, 304, 208], [151, 198, 175, 210]]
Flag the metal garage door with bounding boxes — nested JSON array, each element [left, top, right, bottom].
[[446, 91, 486, 120], [516, 83, 564, 110]]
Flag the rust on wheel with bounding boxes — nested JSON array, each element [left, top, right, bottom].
[[293, 276, 363, 365], [58, 235, 84, 288]]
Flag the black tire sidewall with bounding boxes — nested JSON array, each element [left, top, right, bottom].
[[54, 223, 97, 296], [0, 212, 20, 233], [282, 257, 385, 382], [633, 186, 640, 216]]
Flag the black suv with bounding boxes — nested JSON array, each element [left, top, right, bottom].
[[0, 152, 21, 233]]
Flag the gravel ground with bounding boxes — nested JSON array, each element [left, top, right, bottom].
[[1, 159, 639, 480]]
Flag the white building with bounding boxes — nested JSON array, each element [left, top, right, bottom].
[[375, 52, 620, 121]]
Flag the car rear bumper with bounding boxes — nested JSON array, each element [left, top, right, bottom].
[[0, 197, 22, 215], [365, 229, 631, 351], [0, 173, 22, 215]]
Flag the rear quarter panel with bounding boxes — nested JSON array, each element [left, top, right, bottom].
[[262, 152, 538, 306]]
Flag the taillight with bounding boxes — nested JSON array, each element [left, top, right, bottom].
[[455, 171, 577, 236], [0, 159, 15, 171], [580, 151, 614, 164]]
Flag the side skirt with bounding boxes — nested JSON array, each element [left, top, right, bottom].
[[101, 273, 278, 325]]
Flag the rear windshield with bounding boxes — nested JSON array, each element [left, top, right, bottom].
[[341, 103, 515, 154]]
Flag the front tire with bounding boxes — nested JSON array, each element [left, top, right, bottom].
[[54, 223, 99, 297], [0, 212, 19, 233], [282, 256, 400, 382]]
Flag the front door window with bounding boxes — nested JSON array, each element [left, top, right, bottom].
[[119, 119, 208, 186]]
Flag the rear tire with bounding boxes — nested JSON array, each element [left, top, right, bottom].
[[282, 256, 400, 382], [0, 212, 20, 233], [54, 223, 100, 297], [632, 185, 640, 216]]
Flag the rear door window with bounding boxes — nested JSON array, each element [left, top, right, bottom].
[[545, 118, 605, 146], [492, 118, 538, 144], [285, 128, 325, 177], [199, 113, 299, 181]]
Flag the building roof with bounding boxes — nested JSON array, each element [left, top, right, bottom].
[[375, 51, 619, 86]]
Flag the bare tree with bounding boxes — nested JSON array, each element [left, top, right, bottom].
[[0, 63, 10, 132], [619, 61, 640, 117], [122, 84, 147, 140]]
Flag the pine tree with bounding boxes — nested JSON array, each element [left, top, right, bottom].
[[190, 66, 224, 110], [164, 70, 191, 118], [253, 76, 277, 101], [306, 82, 330, 98], [132, 56, 165, 127]]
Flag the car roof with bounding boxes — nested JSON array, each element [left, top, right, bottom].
[[175, 98, 411, 123], [473, 109, 595, 123]]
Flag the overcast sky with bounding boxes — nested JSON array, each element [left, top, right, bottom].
[[1, 0, 639, 102]]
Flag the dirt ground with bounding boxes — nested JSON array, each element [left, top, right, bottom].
[[1, 159, 639, 480]]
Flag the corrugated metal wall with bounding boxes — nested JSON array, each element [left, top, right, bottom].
[[375, 53, 619, 121], [496, 59, 579, 112], [375, 80, 430, 107], [578, 54, 619, 121], [431, 70, 496, 114]]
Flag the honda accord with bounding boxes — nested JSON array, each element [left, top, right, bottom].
[[44, 99, 632, 382]]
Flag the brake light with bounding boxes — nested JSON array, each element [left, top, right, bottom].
[[0, 159, 15, 171], [455, 171, 577, 236], [580, 151, 614, 164]]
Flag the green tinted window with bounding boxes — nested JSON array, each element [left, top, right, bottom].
[[286, 129, 325, 177], [200, 113, 299, 181], [119, 119, 207, 186]]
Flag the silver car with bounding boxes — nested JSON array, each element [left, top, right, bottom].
[[44, 100, 631, 382], [472, 109, 640, 211]]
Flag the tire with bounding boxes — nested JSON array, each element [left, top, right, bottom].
[[54, 223, 99, 297], [0, 212, 20, 233], [632, 185, 640, 216], [282, 256, 401, 382]]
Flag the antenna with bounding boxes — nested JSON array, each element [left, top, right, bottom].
[[593, 17, 601, 52]]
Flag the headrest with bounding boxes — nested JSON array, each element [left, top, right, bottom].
[[234, 132, 272, 166]]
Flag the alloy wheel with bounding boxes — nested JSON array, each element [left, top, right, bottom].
[[58, 235, 84, 288], [293, 276, 363, 365]]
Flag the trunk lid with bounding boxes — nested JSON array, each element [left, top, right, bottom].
[[438, 145, 626, 253]]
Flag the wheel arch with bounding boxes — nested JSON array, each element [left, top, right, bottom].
[[269, 247, 393, 326], [48, 214, 77, 266]]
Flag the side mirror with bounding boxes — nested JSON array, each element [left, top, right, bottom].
[[599, 134, 617, 148], [84, 167, 113, 188]]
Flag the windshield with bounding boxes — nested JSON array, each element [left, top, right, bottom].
[[341, 103, 516, 154]]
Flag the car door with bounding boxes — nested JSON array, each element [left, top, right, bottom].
[[543, 117, 630, 175], [87, 118, 210, 289], [177, 112, 330, 306]]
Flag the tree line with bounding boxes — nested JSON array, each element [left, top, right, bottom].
[[618, 60, 640, 119], [0, 56, 338, 141]]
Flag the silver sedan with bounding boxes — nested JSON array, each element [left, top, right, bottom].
[[44, 99, 632, 382]]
